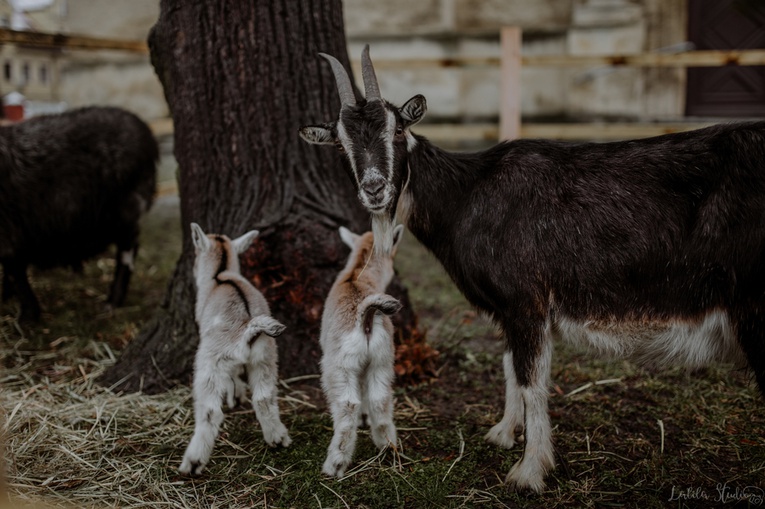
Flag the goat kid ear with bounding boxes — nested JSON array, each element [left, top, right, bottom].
[[338, 226, 359, 249], [190, 222, 211, 252], [299, 123, 335, 145], [232, 229, 259, 255], [399, 95, 427, 128]]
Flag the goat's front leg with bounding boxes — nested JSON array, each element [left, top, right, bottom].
[[322, 366, 362, 477], [223, 366, 249, 409], [179, 363, 228, 476], [248, 338, 291, 447], [485, 350, 524, 449], [504, 323, 555, 493]]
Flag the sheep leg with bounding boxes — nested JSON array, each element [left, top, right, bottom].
[[485, 351, 525, 449], [179, 363, 228, 476], [322, 368, 362, 477], [108, 242, 137, 307], [364, 357, 397, 450], [1, 266, 14, 301], [504, 322, 555, 493], [3, 260, 40, 321], [248, 337, 291, 447]]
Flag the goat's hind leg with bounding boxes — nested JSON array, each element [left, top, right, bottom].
[[322, 367, 363, 477], [485, 350, 525, 449], [735, 308, 765, 397], [364, 356, 397, 450], [180, 361, 228, 475], [248, 336, 291, 447]]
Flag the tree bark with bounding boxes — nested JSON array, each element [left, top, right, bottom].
[[101, 0, 420, 394]]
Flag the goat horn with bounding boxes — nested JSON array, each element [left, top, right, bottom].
[[361, 44, 381, 102], [319, 52, 356, 108]]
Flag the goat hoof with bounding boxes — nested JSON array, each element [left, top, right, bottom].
[[322, 459, 348, 478], [179, 457, 206, 476], [485, 422, 519, 449]]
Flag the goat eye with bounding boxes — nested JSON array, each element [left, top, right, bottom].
[[396, 126, 404, 136], [335, 141, 344, 152]]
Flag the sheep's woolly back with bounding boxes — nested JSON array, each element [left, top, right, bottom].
[[0, 106, 158, 264]]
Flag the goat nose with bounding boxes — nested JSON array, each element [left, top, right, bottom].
[[362, 180, 385, 198]]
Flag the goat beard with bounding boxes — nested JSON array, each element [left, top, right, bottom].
[[371, 211, 398, 255]]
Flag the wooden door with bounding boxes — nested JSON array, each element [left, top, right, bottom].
[[686, 0, 765, 117]]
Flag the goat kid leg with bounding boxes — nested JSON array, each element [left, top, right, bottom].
[[223, 366, 249, 409], [485, 350, 525, 449], [180, 366, 228, 476], [364, 360, 397, 450], [322, 369, 362, 477], [506, 333, 555, 493], [248, 338, 291, 447]]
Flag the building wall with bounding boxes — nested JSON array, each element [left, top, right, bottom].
[[344, 0, 688, 122], [57, 0, 167, 120], [7, 0, 690, 124]]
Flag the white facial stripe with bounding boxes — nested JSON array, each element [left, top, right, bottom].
[[336, 121, 360, 186], [382, 109, 396, 179]]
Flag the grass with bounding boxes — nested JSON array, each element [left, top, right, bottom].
[[2, 188, 765, 508]]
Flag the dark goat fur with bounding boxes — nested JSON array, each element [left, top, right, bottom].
[[300, 47, 765, 492], [405, 123, 765, 383], [0, 106, 158, 321]]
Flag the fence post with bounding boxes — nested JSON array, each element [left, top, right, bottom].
[[500, 26, 522, 141]]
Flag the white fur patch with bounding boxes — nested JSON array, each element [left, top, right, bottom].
[[119, 249, 135, 271], [554, 309, 744, 368]]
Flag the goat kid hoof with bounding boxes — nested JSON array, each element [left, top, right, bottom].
[[322, 460, 348, 478], [179, 457, 206, 477], [263, 427, 292, 448]]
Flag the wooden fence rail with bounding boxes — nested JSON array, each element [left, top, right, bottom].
[[4, 25, 764, 142]]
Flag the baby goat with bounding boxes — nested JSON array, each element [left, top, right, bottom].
[[320, 224, 404, 477], [180, 223, 291, 476], [301, 46, 765, 492]]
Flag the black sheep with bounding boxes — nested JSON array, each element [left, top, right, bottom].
[[0, 106, 158, 321]]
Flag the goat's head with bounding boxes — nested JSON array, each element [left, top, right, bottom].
[[299, 45, 427, 219], [190, 222, 259, 278]]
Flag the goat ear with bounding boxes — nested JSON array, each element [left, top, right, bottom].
[[391, 224, 404, 253], [232, 229, 259, 254], [190, 222, 211, 252], [399, 95, 427, 128], [299, 123, 335, 145], [338, 226, 358, 249]]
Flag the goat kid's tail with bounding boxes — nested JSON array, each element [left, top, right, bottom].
[[358, 294, 402, 336], [245, 315, 287, 347]]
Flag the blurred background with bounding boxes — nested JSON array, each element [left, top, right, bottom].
[[1, 0, 763, 144]]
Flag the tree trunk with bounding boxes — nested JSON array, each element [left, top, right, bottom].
[[101, 0, 421, 394]]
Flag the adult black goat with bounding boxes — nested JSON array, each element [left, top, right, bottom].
[[0, 106, 158, 322], [300, 46, 765, 492]]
